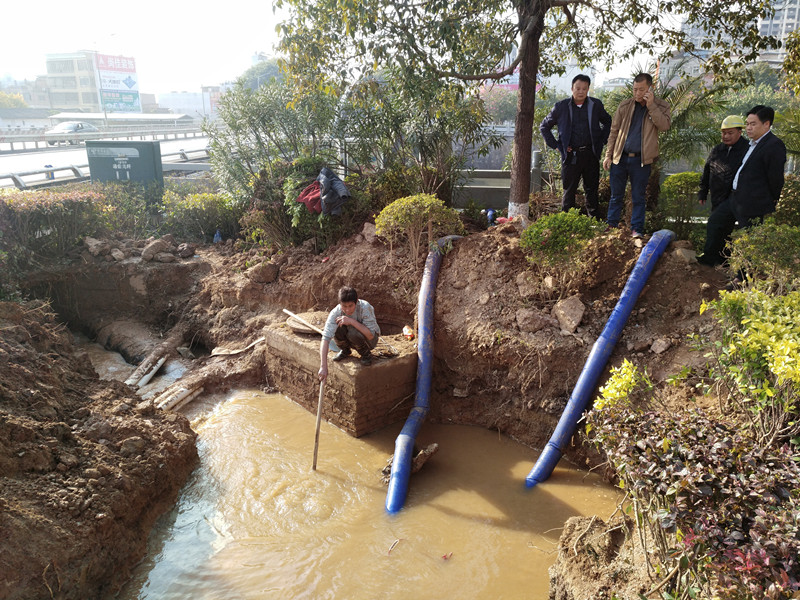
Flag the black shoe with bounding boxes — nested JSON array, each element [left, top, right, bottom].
[[360, 353, 372, 366], [697, 254, 718, 267], [724, 277, 744, 291], [332, 349, 351, 362]]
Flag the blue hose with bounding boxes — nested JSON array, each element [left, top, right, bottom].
[[385, 236, 459, 514], [525, 229, 675, 488]]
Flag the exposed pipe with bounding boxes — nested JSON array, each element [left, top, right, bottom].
[[525, 229, 675, 488], [385, 236, 460, 514], [135, 355, 167, 388]]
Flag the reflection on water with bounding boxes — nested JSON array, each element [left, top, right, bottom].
[[113, 390, 622, 599]]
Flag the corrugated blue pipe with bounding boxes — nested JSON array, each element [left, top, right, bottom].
[[386, 236, 460, 514], [525, 229, 675, 488]]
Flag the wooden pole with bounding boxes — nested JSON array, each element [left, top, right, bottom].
[[312, 379, 325, 471]]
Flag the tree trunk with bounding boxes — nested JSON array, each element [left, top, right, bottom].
[[508, 9, 544, 224]]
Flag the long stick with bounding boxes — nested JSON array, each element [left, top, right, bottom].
[[312, 380, 325, 471]]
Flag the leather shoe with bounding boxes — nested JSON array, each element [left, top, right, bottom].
[[360, 353, 372, 366], [332, 349, 351, 362]]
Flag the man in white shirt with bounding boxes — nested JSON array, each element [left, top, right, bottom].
[[318, 286, 380, 379]]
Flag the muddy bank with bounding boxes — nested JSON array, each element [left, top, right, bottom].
[[0, 301, 197, 600], [4, 224, 728, 596]]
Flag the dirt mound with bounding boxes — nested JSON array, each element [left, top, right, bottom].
[[0, 301, 197, 600]]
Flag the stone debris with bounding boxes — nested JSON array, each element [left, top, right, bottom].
[[516, 307, 558, 333], [246, 261, 280, 284], [552, 295, 585, 333], [673, 247, 697, 264], [650, 338, 672, 354]]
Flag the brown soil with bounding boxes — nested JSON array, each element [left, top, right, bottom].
[[1, 222, 729, 598]]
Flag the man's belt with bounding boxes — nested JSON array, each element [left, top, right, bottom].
[[626, 152, 640, 157]]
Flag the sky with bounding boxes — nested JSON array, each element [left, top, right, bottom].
[[1, 1, 286, 96], [1, 1, 652, 98]]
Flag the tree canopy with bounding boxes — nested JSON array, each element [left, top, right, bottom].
[[276, 0, 781, 218], [0, 91, 27, 108]]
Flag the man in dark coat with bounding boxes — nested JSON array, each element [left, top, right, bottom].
[[540, 74, 612, 218], [698, 115, 750, 211], [699, 105, 787, 269]]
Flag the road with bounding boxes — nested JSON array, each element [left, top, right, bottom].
[[0, 137, 210, 187]]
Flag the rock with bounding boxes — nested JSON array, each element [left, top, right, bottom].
[[633, 338, 651, 352], [110, 248, 126, 261], [246, 261, 280, 284], [160, 234, 177, 247], [452, 387, 468, 397], [83, 237, 111, 257], [552, 295, 585, 333], [59, 453, 79, 468], [155, 252, 177, 263], [516, 272, 537, 298], [141, 239, 169, 261], [516, 307, 557, 333], [362, 222, 377, 243], [673, 247, 697, 264], [543, 276, 556, 291], [119, 436, 146, 457], [651, 338, 672, 354], [177, 243, 196, 258]]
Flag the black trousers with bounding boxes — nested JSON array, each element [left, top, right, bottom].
[[561, 148, 601, 217], [702, 196, 765, 266], [334, 325, 378, 356]]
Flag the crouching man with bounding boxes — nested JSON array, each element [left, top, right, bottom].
[[318, 286, 380, 381]]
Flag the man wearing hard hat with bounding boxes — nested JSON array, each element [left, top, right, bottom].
[[698, 105, 787, 273], [697, 115, 750, 266]]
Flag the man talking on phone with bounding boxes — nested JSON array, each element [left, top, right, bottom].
[[603, 72, 671, 237]]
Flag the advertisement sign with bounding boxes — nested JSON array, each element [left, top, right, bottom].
[[101, 90, 142, 112], [96, 53, 141, 113]]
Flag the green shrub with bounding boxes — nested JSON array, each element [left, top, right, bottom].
[[375, 193, 465, 262], [700, 288, 800, 446], [0, 187, 105, 257], [519, 208, 603, 266], [238, 168, 292, 252], [160, 191, 243, 242], [773, 173, 800, 227], [589, 401, 800, 599], [728, 221, 800, 294], [90, 181, 163, 239], [658, 171, 706, 242]]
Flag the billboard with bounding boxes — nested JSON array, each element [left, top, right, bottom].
[[96, 53, 141, 113]]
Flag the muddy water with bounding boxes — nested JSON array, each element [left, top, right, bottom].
[[78, 338, 622, 599], [106, 389, 620, 599]]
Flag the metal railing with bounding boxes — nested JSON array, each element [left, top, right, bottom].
[[0, 148, 212, 190], [0, 126, 205, 154]]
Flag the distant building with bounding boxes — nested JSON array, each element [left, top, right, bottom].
[[45, 51, 141, 113], [665, 7, 797, 75], [758, 0, 800, 66], [157, 87, 224, 120], [0, 108, 54, 132]]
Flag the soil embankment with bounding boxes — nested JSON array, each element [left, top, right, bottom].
[[1, 224, 727, 597]]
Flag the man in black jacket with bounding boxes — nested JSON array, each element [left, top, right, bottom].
[[698, 115, 749, 211], [540, 74, 612, 217], [699, 105, 787, 269]]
